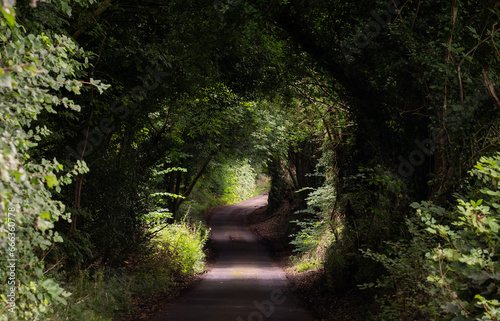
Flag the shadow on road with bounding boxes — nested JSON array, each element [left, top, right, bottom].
[[147, 194, 315, 321]]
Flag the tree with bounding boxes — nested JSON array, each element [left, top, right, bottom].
[[242, 0, 500, 291], [0, 1, 106, 318]]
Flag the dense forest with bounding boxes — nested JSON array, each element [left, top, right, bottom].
[[1, 0, 499, 320]]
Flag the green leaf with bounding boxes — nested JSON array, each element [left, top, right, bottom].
[[55, 296, 67, 305], [443, 302, 460, 313], [489, 220, 499, 233], [425, 227, 436, 234], [27, 65, 37, 76], [59, 2, 72, 16], [44, 174, 58, 188], [12, 170, 22, 182], [40, 212, 50, 220], [443, 248, 460, 261], [1, 7, 16, 29], [0, 72, 12, 89]]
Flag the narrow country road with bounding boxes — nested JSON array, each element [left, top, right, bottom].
[[148, 194, 316, 321]]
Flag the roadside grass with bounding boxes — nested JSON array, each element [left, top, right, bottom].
[[289, 225, 334, 273], [46, 221, 208, 321], [291, 253, 323, 273]]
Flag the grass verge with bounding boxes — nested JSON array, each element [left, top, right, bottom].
[[45, 221, 209, 321]]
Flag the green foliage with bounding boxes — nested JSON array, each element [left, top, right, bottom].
[[290, 183, 335, 272], [46, 220, 208, 320], [211, 159, 261, 204], [1, 0, 498, 319], [420, 155, 500, 320], [152, 222, 209, 276], [0, 5, 101, 319], [46, 264, 175, 321], [359, 216, 439, 320], [324, 165, 408, 291], [343, 165, 408, 249], [47, 269, 132, 321], [291, 254, 323, 273], [180, 157, 268, 218], [290, 185, 334, 252], [362, 153, 500, 320]]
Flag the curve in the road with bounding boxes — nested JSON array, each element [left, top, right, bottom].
[[147, 193, 316, 321]]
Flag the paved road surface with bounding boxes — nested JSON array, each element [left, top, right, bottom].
[[148, 194, 316, 321]]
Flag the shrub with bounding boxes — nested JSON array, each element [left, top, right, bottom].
[[290, 184, 335, 272], [362, 153, 500, 320], [47, 269, 132, 321], [0, 6, 104, 319], [420, 154, 500, 320], [46, 220, 209, 320], [152, 222, 209, 276]]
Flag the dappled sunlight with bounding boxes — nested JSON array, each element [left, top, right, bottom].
[[147, 194, 314, 321], [208, 264, 285, 281], [4, 1, 498, 319]]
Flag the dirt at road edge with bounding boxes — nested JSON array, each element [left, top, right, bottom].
[[245, 204, 370, 321]]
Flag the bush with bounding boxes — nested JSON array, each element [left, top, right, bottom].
[[46, 220, 209, 320], [290, 184, 335, 272], [0, 7, 104, 319], [47, 269, 133, 321], [152, 221, 209, 276], [362, 153, 500, 320]]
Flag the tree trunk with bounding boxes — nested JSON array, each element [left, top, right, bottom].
[[173, 157, 212, 218], [70, 93, 94, 236]]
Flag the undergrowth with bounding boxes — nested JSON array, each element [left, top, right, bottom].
[[46, 221, 208, 321], [361, 153, 500, 320], [289, 184, 336, 273]]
